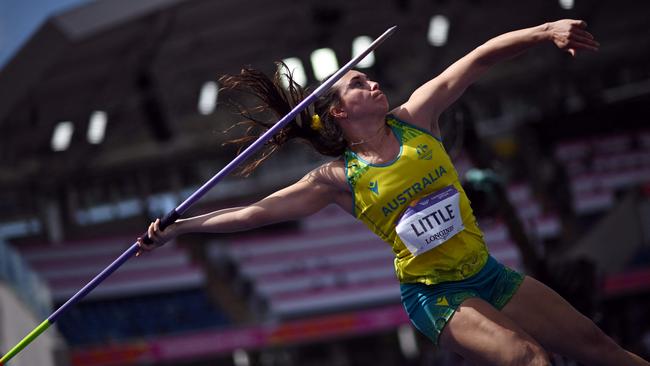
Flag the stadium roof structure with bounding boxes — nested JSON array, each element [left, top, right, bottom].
[[0, 0, 649, 194]]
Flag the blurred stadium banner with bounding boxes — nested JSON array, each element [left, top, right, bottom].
[[70, 304, 408, 366]]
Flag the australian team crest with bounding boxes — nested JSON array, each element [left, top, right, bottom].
[[416, 144, 432, 160]]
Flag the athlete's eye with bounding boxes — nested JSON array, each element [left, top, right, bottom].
[[353, 80, 366, 88]]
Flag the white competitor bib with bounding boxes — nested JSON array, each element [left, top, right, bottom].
[[396, 186, 464, 256]]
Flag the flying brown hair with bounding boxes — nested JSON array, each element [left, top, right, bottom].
[[218, 62, 347, 176]]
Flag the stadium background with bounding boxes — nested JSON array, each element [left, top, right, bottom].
[[1, 0, 650, 365]]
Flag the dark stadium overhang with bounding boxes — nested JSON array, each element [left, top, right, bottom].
[[0, 0, 186, 127], [0, 0, 196, 190], [0, 0, 649, 192]]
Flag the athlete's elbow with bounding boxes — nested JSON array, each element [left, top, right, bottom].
[[237, 206, 271, 230]]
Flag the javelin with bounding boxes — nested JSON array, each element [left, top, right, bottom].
[[0, 25, 396, 365]]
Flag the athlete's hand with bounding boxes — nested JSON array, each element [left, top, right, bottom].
[[548, 19, 599, 57], [136, 218, 176, 256]]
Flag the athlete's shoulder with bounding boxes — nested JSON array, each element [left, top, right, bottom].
[[388, 106, 442, 138], [388, 105, 421, 126], [308, 159, 354, 214], [311, 159, 349, 190]]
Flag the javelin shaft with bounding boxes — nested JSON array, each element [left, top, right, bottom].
[[0, 320, 51, 365], [0, 25, 396, 365]]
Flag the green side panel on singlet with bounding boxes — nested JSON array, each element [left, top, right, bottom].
[[345, 115, 488, 285]]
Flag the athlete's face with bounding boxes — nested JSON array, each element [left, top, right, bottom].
[[332, 70, 389, 120]]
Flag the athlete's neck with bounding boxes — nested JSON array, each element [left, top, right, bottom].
[[348, 122, 398, 164]]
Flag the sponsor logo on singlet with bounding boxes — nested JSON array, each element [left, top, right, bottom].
[[369, 180, 379, 195]]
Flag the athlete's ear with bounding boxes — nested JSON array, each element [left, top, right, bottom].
[[330, 105, 347, 119]]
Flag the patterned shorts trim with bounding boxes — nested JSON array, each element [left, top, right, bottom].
[[400, 256, 525, 345]]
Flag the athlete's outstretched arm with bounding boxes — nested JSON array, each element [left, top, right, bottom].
[[392, 19, 599, 136], [137, 163, 345, 253]]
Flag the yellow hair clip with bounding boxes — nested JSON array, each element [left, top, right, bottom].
[[310, 114, 323, 131]]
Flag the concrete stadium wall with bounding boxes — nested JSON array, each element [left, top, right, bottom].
[[0, 283, 56, 366]]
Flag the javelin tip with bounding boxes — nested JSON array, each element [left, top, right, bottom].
[[372, 25, 397, 46]]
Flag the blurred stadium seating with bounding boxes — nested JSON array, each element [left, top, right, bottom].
[[555, 130, 650, 215], [16, 236, 204, 301], [55, 288, 230, 345]]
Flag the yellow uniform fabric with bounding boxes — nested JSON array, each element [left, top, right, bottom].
[[344, 115, 489, 285]]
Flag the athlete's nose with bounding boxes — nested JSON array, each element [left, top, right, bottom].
[[370, 81, 380, 91]]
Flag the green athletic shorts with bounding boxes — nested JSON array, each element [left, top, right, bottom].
[[400, 255, 525, 345]]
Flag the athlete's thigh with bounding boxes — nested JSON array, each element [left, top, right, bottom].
[[501, 276, 610, 357], [439, 297, 546, 365]]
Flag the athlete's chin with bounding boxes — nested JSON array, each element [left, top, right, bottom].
[[365, 97, 389, 114], [374, 103, 389, 115], [380, 98, 389, 111]]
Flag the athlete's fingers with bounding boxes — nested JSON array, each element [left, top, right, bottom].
[[136, 237, 147, 256], [569, 33, 600, 49], [574, 28, 595, 40], [147, 222, 157, 242], [573, 19, 587, 29]]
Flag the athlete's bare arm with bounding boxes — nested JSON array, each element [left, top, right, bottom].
[[391, 19, 598, 136], [138, 160, 350, 253]]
